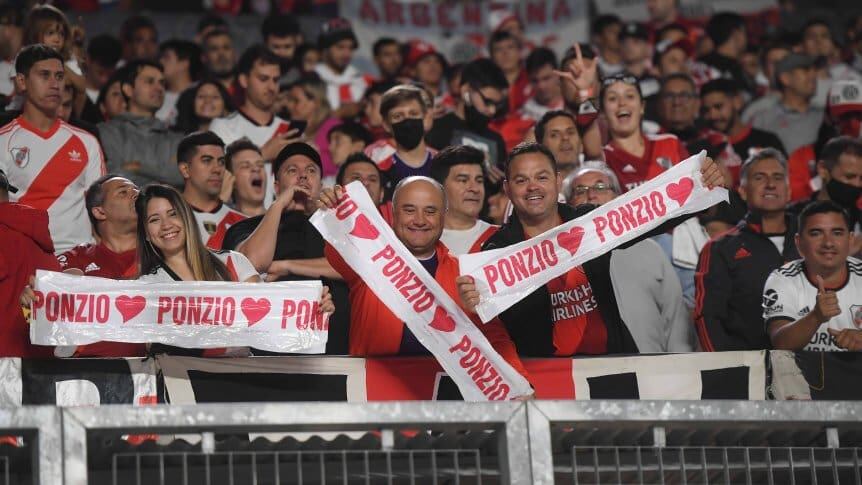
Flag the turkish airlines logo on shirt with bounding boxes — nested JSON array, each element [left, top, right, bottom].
[[11, 147, 29, 168]]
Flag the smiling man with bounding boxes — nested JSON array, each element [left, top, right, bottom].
[[695, 149, 802, 351], [766, 201, 862, 351], [177, 131, 246, 250]]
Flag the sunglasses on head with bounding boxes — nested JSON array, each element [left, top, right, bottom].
[[601, 75, 639, 87]]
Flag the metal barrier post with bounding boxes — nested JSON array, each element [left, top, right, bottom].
[[0, 406, 62, 485]]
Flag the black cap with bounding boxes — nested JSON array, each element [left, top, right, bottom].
[[273, 142, 323, 176], [0, 168, 18, 194], [619, 22, 649, 41], [318, 18, 358, 50]]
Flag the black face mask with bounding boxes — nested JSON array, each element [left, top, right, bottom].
[[391, 118, 425, 150], [464, 104, 491, 130], [826, 178, 862, 209]]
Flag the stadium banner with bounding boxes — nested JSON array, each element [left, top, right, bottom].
[[0, 357, 158, 407], [311, 182, 532, 401], [341, 0, 588, 66], [458, 151, 728, 322], [771, 351, 862, 400], [29, 271, 329, 354], [571, 351, 766, 400], [594, 0, 776, 22]]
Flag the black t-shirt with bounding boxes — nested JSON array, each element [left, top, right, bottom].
[[425, 113, 507, 168], [223, 211, 351, 355], [731, 125, 787, 159]]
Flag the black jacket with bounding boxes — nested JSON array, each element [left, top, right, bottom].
[[694, 212, 801, 351], [483, 203, 686, 357]]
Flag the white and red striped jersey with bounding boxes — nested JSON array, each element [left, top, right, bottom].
[[314, 63, 372, 110], [209, 110, 289, 208], [441, 219, 498, 255], [0, 116, 105, 253], [190, 201, 247, 250]]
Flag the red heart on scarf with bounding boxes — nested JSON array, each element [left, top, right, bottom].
[[349, 214, 379, 240], [556, 226, 585, 256], [241, 298, 271, 327], [115, 295, 146, 323], [429, 306, 456, 332], [665, 177, 694, 207]]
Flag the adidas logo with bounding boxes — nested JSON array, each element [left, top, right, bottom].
[[68, 150, 82, 162], [799, 306, 810, 316], [85, 262, 100, 273], [622, 164, 637, 173], [734, 247, 751, 260]]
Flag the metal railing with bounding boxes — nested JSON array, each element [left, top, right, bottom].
[[62, 401, 531, 485]]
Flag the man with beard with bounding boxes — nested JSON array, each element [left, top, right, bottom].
[[426, 59, 508, 183], [431, 145, 497, 255], [177, 131, 245, 249], [224, 138, 266, 217], [201, 28, 238, 95], [223, 142, 349, 354], [700, 78, 786, 163]]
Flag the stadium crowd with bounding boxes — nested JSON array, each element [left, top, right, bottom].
[[1, 0, 862, 376]]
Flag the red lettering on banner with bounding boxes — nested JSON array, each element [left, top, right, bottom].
[[384, 0, 404, 24], [463, 3, 480, 25], [437, 3, 455, 28], [359, 0, 380, 22], [551, 0, 572, 19], [525, 1, 546, 24], [371, 244, 436, 312], [32, 292, 110, 324], [483, 241, 560, 294], [592, 192, 668, 243], [156, 296, 236, 326], [281, 299, 326, 330], [410, 3, 431, 26], [447, 335, 510, 400], [335, 197, 358, 220], [157, 297, 170, 323]]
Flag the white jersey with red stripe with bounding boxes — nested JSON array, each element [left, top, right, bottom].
[[0, 116, 105, 253], [191, 202, 247, 250], [209, 110, 289, 209], [364, 138, 397, 165], [138, 249, 258, 283], [314, 63, 372, 110], [440, 219, 499, 255]]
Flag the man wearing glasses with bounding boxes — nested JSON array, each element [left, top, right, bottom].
[[567, 162, 694, 352]]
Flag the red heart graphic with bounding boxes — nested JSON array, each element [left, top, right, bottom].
[[241, 298, 271, 327], [349, 214, 379, 240], [556, 226, 585, 256], [115, 295, 146, 323], [429, 306, 456, 332], [665, 177, 694, 207]]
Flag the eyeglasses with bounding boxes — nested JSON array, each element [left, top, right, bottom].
[[660, 92, 697, 101], [601, 75, 638, 87], [572, 182, 613, 196]]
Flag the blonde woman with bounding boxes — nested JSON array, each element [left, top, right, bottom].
[[285, 75, 343, 181]]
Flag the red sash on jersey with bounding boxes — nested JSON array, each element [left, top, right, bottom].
[[205, 211, 247, 250], [17, 133, 88, 211]]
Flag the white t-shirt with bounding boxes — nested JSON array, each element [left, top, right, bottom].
[[440, 220, 498, 255], [138, 250, 258, 283], [209, 110, 289, 208], [314, 63, 370, 110], [0, 117, 105, 253], [190, 202, 247, 250], [763, 258, 862, 351]]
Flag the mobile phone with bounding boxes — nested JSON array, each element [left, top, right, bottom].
[[288, 119, 307, 136]]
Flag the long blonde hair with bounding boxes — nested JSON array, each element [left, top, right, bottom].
[[135, 184, 232, 281]]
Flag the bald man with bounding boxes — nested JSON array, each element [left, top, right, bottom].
[[318, 177, 529, 380]]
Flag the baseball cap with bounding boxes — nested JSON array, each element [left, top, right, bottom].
[[828, 80, 862, 117], [404, 39, 447, 69], [653, 38, 694, 65], [318, 18, 358, 50], [273, 142, 322, 176], [619, 22, 649, 41], [774, 53, 818, 78], [0, 168, 18, 194]]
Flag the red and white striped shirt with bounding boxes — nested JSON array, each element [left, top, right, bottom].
[[191, 201, 247, 250], [0, 116, 105, 253]]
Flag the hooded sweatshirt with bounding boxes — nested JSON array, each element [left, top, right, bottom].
[[0, 202, 60, 357]]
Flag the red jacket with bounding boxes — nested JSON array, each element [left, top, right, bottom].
[[326, 241, 529, 379], [0, 202, 60, 357]]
